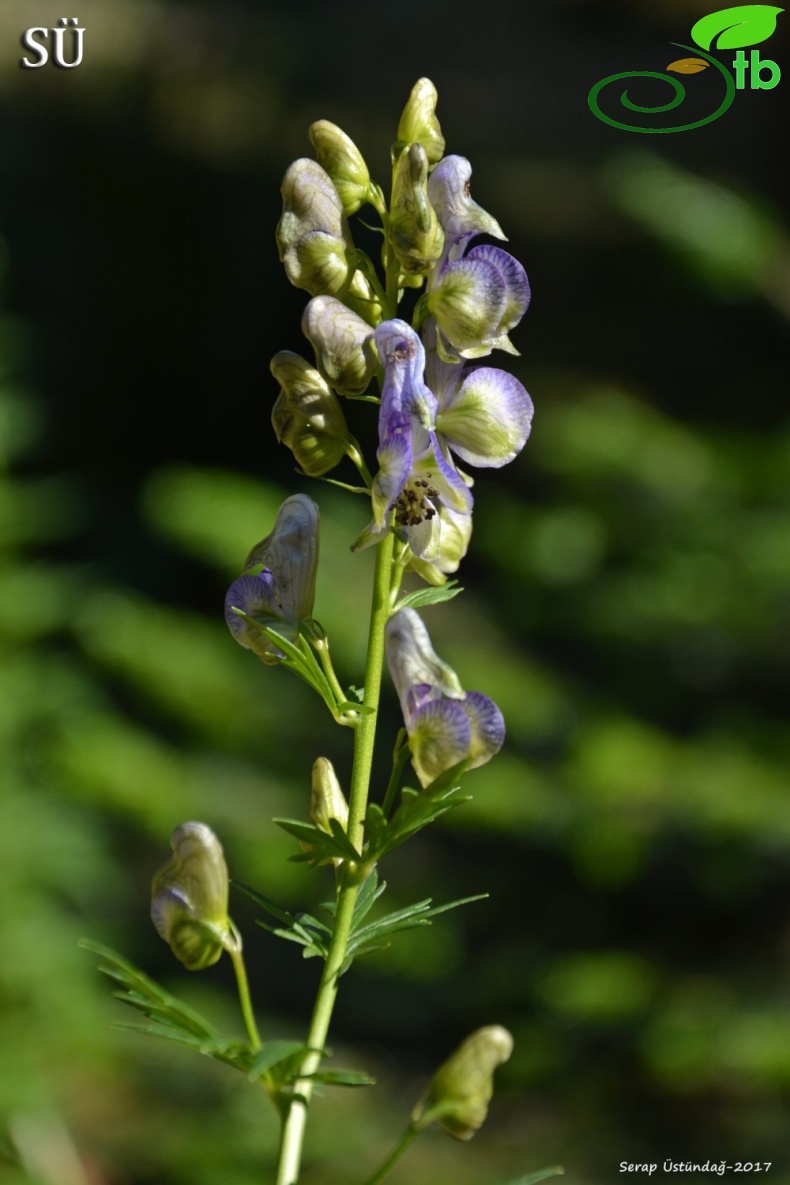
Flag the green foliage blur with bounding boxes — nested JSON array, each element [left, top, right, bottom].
[[0, 1, 788, 1183]]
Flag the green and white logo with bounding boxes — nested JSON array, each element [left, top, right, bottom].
[[588, 4, 783, 132]]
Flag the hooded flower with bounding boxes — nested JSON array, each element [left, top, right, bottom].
[[308, 119, 372, 216], [413, 1026, 514, 1140], [354, 319, 532, 559], [352, 319, 471, 556], [276, 159, 356, 296], [389, 142, 445, 276], [427, 155, 506, 257], [225, 494, 319, 664], [301, 296, 378, 396], [395, 77, 445, 166], [151, 822, 236, 971], [428, 243, 530, 360], [423, 319, 534, 470], [385, 608, 505, 788], [424, 155, 530, 360], [270, 350, 353, 475]]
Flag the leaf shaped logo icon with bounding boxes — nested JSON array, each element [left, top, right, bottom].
[[666, 57, 710, 72], [690, 4, 783, 50]]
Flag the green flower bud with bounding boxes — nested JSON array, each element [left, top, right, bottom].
[[413, 1025, 514, 1141], [311, 756, 349, 831], [396, 78, 445, 166], [308, 120, 372, 216], [150, 822, 236, 972], [271, 350, 352, 476], [276, 159, 356, 296], [298, 758, 349, 865], [389, 143, 445, 276], [302, 296, 377, 396]]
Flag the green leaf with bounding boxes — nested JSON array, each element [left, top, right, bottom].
[[393, 581, 462, 614], [81, 940, 261, 1077], [367, 782, 470, 861], [352, 868, 388, 926], [231, 881, 296, 927], [247, 1040, 311, 1080], [80, 939, 218, 1040], [690, 4, 782, 49], [346, 892, 488, 960], [274, 817, 362, 864]]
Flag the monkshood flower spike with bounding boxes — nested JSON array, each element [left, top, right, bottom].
[[225, 493, 319, 664], [386, 607, 505, 788], [87, 78, 553, 1185]]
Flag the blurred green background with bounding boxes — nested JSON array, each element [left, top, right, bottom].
[[1, 0, 788, 1182]]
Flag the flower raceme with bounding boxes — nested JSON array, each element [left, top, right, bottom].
[[385, 608, 505, 788], [225, 494, 319, 664]]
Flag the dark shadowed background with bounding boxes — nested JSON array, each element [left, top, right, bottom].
[[1, 1, 788, 1183]]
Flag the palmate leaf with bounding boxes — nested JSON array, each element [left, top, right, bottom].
[[232, 880, 333, 960], [80, 939, 218, 1039], [232, 881, 297, 927], [366, 769, 471, 861], [393, 580, 462, 614], [344, 890, 488, 963], [274, 816, 362, 865], [80, 940, 259, 1074]]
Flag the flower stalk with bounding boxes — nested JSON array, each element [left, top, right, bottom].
[[275, 529, 396, 1185]]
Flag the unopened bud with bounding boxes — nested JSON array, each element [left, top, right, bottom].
[[389, 143, 444, 276], [395, 78, 445, 166], [151, 822, 236, 971], [302, 296, 377, 396], [276, 159, 356, 296], [271, 350, 352, 476], [299, 758, 349, 866], [412, 1025, 513, 1141], [309, 120, 371, 215], [310, 757, 349, 834]]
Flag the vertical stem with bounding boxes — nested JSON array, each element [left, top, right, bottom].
[[275, 531, 396, 1185]]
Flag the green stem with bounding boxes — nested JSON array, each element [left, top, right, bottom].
[[359, 1123, 418, 1185], [275, 531, 396, 1185], [229, 942, 261, 1051], [348, 442, 374, 489], [380, 730, 409, 819]]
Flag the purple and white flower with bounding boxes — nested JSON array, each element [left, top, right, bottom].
[[354, 320, 532, 561], [386, 607, 505, 788], [225, 494, 319, 664]]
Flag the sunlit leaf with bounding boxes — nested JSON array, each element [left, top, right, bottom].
[[393, 580, 463, 614]]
